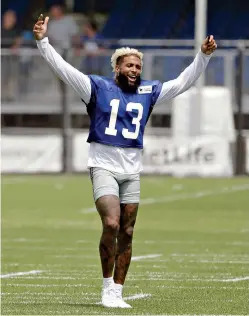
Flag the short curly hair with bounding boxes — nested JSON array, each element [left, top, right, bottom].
[[111, 47, 143, 72]]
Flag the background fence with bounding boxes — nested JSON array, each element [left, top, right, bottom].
[[2, 46, 249, 112], [1, 45, 249, 175]]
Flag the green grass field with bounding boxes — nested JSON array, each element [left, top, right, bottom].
[[1, 175, 249, 315]]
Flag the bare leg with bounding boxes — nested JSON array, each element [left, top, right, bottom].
[[114, 203, 138, 284], [96, 195, 121, 278]]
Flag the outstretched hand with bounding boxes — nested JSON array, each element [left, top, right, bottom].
[[33, 14, 49, 41], [201, 35, 217, 55]]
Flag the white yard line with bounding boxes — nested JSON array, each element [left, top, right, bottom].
[[1, 270, 44, 279], [81, 207, 96, 214], [4, 283, 248, 290], [2, 178, 28, 184], [133, 259, 249, 264], [171, 253, 249, 257], [3, 238, 47, 243], [3, 246, 93, 251], [136, 277, 249, 283], [4, 283, 139, 288], [10, 276, 247, 282], [124, 293, 151, 300], [131, 254, 162, 261], [2, 292, 97, 296], [135, 240, 249, 245], [156, 285, 248, 290], [186, 260, 249, 264], [221, 276, 249, 282], [2, 292, 67, 296], [80, 184, 249, 213]]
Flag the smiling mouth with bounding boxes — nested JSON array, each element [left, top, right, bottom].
[[127, 75, 136, 83]]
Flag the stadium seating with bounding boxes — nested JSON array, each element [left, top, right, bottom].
[[102, 0, 191, 39], [3, 0, 248, 39], [2, 0, 248, 90], [101, 0, 249, 39]]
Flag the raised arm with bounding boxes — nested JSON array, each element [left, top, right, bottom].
[[33, 14, 91, 103], [155, 35, 217, 106]]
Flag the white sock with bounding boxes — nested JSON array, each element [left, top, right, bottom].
[[114, 283, 123, 297], [103, 277, 114, 288]]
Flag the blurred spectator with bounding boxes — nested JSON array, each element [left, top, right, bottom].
[[47, 4, 79, 101], [19, 24, 36, 97], [47, 4, 79, 51], [1, 10, 21, 48], [1, 10, 21, 102], [79, 20, 106, 75]]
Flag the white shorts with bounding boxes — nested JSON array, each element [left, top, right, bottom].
[[89, 167, 140, 204]]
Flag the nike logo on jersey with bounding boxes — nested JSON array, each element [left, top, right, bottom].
[[138, 85, 152, 94]]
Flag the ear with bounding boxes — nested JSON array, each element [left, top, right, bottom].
[[115, 64, 120, 74]]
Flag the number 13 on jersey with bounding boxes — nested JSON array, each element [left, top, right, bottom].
[[105, 99, 143, 140]]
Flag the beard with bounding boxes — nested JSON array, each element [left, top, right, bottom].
[[116, 73, 141, 93]]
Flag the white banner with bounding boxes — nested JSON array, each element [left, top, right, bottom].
[[246, 137, 249, 174], [1, 135, 62, 173], [73, 133, 233, 177], [142, 135, 233, 177], [172, 87, 236, 141], [73, 133, 90, 172], [1, 133, 234, 176]]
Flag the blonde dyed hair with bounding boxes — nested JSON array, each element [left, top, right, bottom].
[[111, 47, 143, 73]]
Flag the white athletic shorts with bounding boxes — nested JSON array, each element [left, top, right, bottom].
[[89, 167, 140, 204]]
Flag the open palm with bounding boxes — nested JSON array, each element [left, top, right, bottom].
[[33, 15, 49, 41]]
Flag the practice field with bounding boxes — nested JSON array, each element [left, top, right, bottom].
[[1, 175, 249, 315]]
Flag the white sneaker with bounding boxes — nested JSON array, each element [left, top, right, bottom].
[[115, 288, 132, 308], [101, 286, 119, 308], [116, 297, 132, 308]]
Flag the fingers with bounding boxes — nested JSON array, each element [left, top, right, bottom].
[[208, 43, 217, 53], [201, 35, 217, 54], [208, 41, 216, 48], [209, 35, 214, 42], [44, 16, 49, 26], [38, 14, 43, 21], [206, 35, 217, 51], [33, 15, 49, 33], [205, 35, 214, 44], [33, 24, 43, 31], [35, 15, 49, 26], [34, 20, 43, 32], [205, 35, 211, 44], [33, 26, 41, 32]]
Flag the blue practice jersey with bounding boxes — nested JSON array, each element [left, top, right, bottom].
[[85, 75, 162, 148]]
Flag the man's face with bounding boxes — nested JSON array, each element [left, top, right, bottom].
[[50, 6, 63, 19], [116, 55, 142, 92], [3, 10, 16, 29]]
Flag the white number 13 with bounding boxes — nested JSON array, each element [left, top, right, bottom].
[[105, 99, 143, 140]]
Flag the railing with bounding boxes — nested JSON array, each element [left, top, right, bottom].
[[1, 45, 248, 175], [1, 47, 249, 115], [117, 39, 249, 48]]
